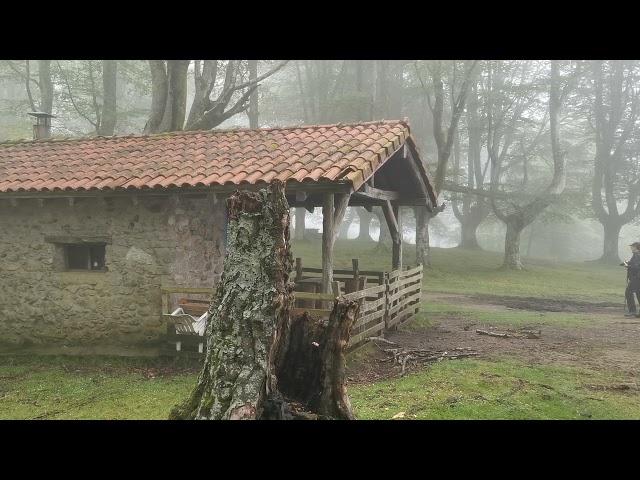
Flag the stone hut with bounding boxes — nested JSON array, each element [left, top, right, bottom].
[[0, 120, 436, 354]]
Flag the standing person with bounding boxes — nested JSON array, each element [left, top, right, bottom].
[[621, 242, 640, 318]]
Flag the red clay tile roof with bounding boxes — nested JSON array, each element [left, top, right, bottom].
[[0, 120, 429, 195]]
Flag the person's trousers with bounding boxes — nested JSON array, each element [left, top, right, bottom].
[[626, 282, 640, 313]]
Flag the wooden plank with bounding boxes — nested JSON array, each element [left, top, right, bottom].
[[322, 193, 334, 295], [349, 322, 386, 346], [353, 309, 386, 329], [342, 283, 386, 301], [353, 184, 400, 202], [295, 257, 303, 281], [360, 296, 386, 312], [293, 291, 336, 301], [389, 292, 422, 315]]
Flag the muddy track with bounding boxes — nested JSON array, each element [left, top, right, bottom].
[[347, 292, 640, 385]]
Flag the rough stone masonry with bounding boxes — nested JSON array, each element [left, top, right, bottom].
[[0, 194, 226, 354]]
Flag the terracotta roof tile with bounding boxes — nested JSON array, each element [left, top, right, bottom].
[[0, 120, 419, 194]]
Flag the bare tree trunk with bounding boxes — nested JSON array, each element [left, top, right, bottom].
[[38, 60, 53, 114], [460, 216, 481, 249], [338, 208, 356, 239], [601, 220, 623, 264], [98, 60, 117, 135], [158, 60, 190, 132], [144, 60, 168, 134], [357, 208, 372, 241], [170, 182, 357, 420], [248, 60, 259, 128], [295, 207, 306, 240], [503, 220, 525, 270], [415, 206, 431, 266], [376, 208, 390, 245]]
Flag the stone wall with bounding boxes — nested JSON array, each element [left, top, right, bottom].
[[0, 194, 226, 353]]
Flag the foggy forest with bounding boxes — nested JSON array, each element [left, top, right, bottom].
[[1, 59, 640, 421]]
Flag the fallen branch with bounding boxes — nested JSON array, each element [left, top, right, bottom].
[[476, 329, 508, 338], [476, 328, 541, 339], [366, 336, 398, 346]]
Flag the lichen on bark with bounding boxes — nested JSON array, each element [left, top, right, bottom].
[[170, 181, 293, 420], [170, 181, 358, 420]]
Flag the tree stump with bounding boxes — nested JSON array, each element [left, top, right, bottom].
[[170, 181, 359, 420]]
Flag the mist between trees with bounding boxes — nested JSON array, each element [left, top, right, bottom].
[[1, 60, 639, 266]]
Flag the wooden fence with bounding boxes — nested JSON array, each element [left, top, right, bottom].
[[344, 264, 423, 349], [160, 264, 423, 353]]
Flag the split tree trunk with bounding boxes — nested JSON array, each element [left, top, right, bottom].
[[170, 182, 358, 420]]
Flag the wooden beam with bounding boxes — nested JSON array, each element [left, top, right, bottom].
[[332, 193, 350, 243], [381, 201, 400, 243], [354, 184, 400, 202], [392, 204, 402, 270], [403, 148, 432, 209], [382, 201, 402, 270], [322, 193, 335, 296]]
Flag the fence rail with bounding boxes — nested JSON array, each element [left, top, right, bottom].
[[161, 264, 423, 354]]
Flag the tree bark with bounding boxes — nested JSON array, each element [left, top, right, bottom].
[[356, 208, 372, 241], [248, 60, 259, 128], [459, 216, 481, 249], [158, 60, 190, 132], [98, 60, 117, 135], [170, 182, 357, 420], [415, 206, 431, 266], [338, 208, 356, 239], [503, 219, 525, 270], [601, 220, 623, 264], [38, 60, 53, 114], [144, 60, 168, 134]]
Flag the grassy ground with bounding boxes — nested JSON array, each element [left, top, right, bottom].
[[293, 239, 625, 303], [1, 241, 636, 419], [349, 358, 640, 420]]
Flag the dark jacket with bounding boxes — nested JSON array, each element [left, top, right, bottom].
[[626, 252, 640, 283]]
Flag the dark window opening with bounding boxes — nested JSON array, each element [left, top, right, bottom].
[[65, 244, 106, 271]]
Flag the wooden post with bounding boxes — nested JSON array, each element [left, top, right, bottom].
[[322, 193, 335, 295], [392, 204, 402, 270], [295, 257, 303, 281], [383, 272, 390, 332]]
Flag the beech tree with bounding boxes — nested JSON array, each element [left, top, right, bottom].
[[486, 61, 568, 269], [56, 60, 119, 135], [589, 60, 640, 263], [413, 60, 477, 266], [144, 60, 287, 134]]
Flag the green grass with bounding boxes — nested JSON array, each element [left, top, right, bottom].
[[0, 243, 633, 419], [348, 358, 640, 420], [0, 356, 198, 420], [292, 239, 626, 303]]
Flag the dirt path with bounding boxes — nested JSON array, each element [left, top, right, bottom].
[[347, 292, 640, 384]]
